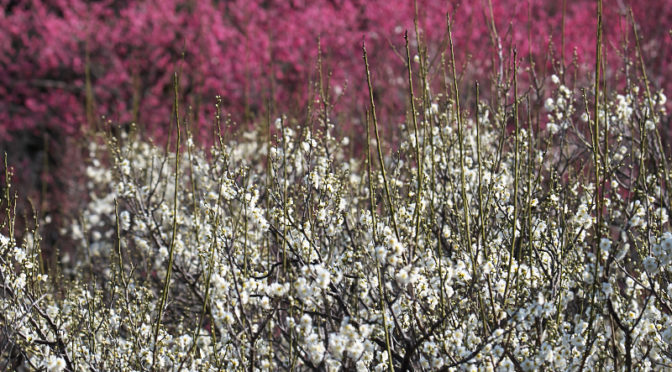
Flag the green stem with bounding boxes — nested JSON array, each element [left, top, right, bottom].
[[404, 31, 423, 258], [504, 50, 520, 299], [152, 72, 181, 369], [363, 42, 401, 241], [365, 110, 395, 372], [447, 13, 475, 275]]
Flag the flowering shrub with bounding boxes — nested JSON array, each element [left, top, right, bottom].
[[2, 42, 672, 370]]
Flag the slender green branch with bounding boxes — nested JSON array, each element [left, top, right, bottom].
[[581, 0, 603, 368], [447, 13, 475, 273], [363, 42, 401, 241], [152, 72, 182, 369], [404, 31, 423, 257], [365, 110, 395, 372], [504, 49, 520, 299], [475, 83, 487, 256]]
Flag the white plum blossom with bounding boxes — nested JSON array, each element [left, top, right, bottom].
[[0, 65, 669, 372], [45, 355, 66, 372]]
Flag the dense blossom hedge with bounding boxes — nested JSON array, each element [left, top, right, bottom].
[[1, 61, 672, 368], [1, 2, 672, 370], [2, 0, 671, 140]]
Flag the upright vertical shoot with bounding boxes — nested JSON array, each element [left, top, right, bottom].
[[475, 83, 487, 256], [404, 31, 423, 255], [364, 42, 396, 372], [592, 0, 603, 240], [447, 14, 474, 274], [504, 50, 520, 299], [365, 111, 395, 372], [152, 72, 181, 369], [363, 42, 400, 241], [581, 1, 604, 368]]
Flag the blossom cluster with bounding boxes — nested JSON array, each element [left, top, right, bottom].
[[2, 56, 672, 370]]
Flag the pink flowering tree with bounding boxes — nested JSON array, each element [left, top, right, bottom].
[[2, 0, 670, 139], [0, 0, 670, 233]]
